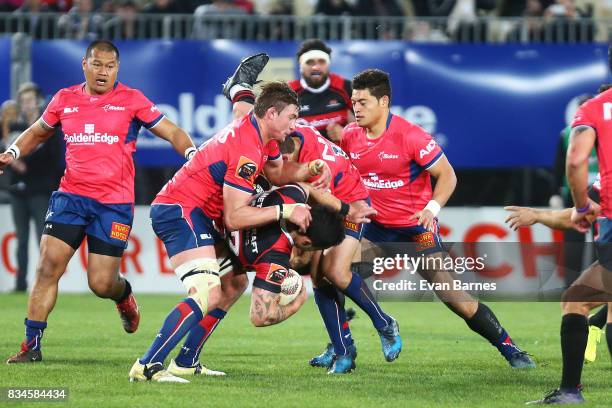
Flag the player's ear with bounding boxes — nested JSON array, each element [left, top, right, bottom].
[[265, 106, 278, 120], [82, 57, 87, 72], [380, 95, 389, 108]]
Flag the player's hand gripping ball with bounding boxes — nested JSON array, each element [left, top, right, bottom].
[[279, 269, 303, 306]]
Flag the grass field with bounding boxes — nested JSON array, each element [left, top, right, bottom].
[[0, 293, 610, 407]]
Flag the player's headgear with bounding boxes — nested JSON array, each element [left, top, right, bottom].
[[296, 39, 331, 66]]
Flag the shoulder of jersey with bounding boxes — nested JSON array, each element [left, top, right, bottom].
[[288, 79, 301, 91], [329, 73, 347, 88]]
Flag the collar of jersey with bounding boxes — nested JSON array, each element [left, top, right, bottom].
[[79, 81, 120, 100], [279, 220, 294, 246], [300, 77, 330, 94], [249, 114, 263, 144]]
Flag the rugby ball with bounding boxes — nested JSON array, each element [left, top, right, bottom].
[[279, 269, 303, 306]]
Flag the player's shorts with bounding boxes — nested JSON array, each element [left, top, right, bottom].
[[43, 191, 133, 257], [363, 220, 443, 256], [595, 217, 612, 271], [342, 198, 370, 240], [151, 203, 222, 258]]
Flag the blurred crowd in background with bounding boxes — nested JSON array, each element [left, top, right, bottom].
[[0, 0, 607, 42]]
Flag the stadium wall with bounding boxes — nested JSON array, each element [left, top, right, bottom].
[[0, 205, 570, 294]]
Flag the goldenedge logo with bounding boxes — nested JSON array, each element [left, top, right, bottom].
[[363, 178, 405, 189], [64, 133, 120, 145]]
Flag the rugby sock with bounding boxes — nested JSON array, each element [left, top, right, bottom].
[[231, 87, 255, 104], [588, 305, 608, 329], [175, 308, 226, 367], [606, 323, 612, 360], [114, 279, 132, 303], [560, 313, 588, 391], [314, 286, 354, 356], [464, 303, 521, 360], [341, 272, 391, 330], [24, 319, 46, 351], [139, 298, 203, 366]]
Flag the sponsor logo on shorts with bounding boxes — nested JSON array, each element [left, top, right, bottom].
[[110, 222, 131, 241], [236, 156, 258, 183], [414, 231, 436, 252], [266, 263, 288, 284], [344, 220, 360, 232]]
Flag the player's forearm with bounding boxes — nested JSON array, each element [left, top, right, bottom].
[[168, 128, 195, 159], [566, 160, 589, 209], [224, 205, 278, 232], [535, 208, 573, 230], [272, 161, 311, 186], [297, 182, 341, 211], [9, 121, 53, 157], [431, 169, 457, 208], [250, 288, 304, 327]]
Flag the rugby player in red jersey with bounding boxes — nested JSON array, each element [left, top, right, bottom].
[[340, 69, 536, 370], [2, 40, 196, 364]]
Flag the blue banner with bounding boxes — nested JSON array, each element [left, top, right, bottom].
[[0, 38, 10, 104], [31, 41, 610, 168]]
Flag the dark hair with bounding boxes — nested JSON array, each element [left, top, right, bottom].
[[17, 82, 42, 99], [296, 39, 332, 61], [279, 135, 296, 155], [352, 69, 392, 102], [306, 205, 345, 249], [85, 40, 120, 61], [253, 81, 298, 118], [598, 83, 612, 94]]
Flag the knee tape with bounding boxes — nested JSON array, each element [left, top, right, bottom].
[[175, 258, 221, 312]]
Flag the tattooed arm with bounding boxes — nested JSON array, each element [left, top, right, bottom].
[[249, 284, 307, 327]]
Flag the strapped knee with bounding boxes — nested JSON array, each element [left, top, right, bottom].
[[175, 258, 221, 313]]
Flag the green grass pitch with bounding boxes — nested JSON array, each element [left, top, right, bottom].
[[0, 293, 610, 407]]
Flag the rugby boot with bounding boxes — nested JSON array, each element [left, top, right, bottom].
[[168, 359, 226, 376], [116, 293, 140, 334], [327, 345, 357, 375], [526, 388, 585, 405], [129, 359, 189, 383], [309, 343, 334, 368], [6, 342, 42, 364], [222, 53, 269, 100], [378, 318, 402, 362]]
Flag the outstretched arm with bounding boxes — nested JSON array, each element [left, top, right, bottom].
[[250, 284, 307, 327], [0, 119, 55, 175]]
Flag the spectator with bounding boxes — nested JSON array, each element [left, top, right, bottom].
[[0, 1, 24, 12], [315, 0, 353, 16], [427, 0, 498, 42], [141, 0, 182, 38], [1, 100, 18, 145], [102, 0, 142, 39], [12, 0, 55, 39], [542, 0, 594, 42], [353, 0, 405, 39], [193, 0, 247, 39], [6, 83, 63, 292], [0, 100, 18, 203], [58, 0, 104, 40], [506, 0, 545, 42]]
